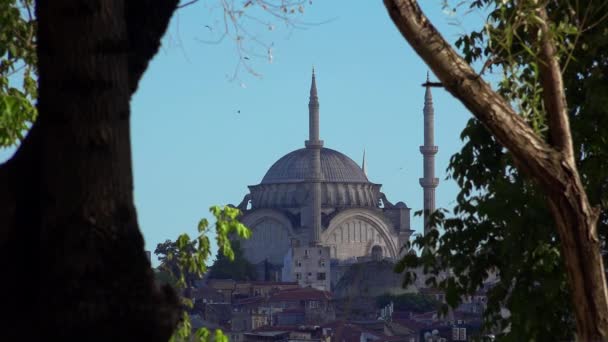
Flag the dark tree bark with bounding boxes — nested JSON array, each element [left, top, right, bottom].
[[0, 1, 180, 340], [383, 0, 608, 340]]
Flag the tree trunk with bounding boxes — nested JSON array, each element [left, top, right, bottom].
[[0, 1, 180, 340], [383, 0, 608, 340]]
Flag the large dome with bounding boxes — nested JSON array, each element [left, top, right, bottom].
[[261, 147, 369, 184]]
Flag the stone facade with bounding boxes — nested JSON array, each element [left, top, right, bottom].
[[282, 244, 331, 291]]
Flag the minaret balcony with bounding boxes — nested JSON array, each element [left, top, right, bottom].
[[305, 140, 324, 148], [419, 146, 438, 155], [419, 178, 439, 187]]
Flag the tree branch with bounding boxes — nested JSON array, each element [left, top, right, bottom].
[[382, 0, 561, 190], [382, 0, 608, 339], [177, 0, 199, 9], [536, 5, 575, 162]]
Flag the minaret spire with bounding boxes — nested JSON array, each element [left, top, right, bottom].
[[362, 148, 367, 176], [308, 67, 320, 142], [305, 67, 324, 245], [420, 72, 439, 235]]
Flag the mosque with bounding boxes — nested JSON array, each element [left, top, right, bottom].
[[232, 69, 439, 283]]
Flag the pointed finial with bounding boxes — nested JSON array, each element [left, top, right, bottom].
[[423, 71, 433, 105], [307, 67, 321, 144], [310, 66, 318, 98], [362, 148, 367, 176], [422, 71, 442, 87]]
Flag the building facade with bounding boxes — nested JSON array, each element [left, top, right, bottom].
[[282, 244, 331, 291], [232, 70, 437, 285]]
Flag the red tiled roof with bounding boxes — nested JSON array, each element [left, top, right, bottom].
[[253, 282, 299, 286], [392, 318, 430, 332], [253, 325, 298, 332], [208, 279, 236, 287], [411, 311, 438, 321], [391, 311, 414, 320], [419, 287, 443, 295], [377, 335, 412, 342], [191, 286, 224, 299], [450, 310, 483, 322], [321, 321, 382, 342], [235, 296, 265, 306], [269, 287, 331, 302]]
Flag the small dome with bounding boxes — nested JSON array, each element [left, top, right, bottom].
[[261, 148, 369, 184]]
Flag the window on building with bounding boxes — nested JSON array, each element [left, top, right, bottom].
[[319, 249, 322, 255], [304, 249, 309, 257], [459, 328, 466, 340], [296, 273, 301, 280], [452, 328, 459, 341], [319, 259, 325, 267], [309, 300, 319, 308], [317, 272, 326, 280], [308, 272, 312, 277], [297, 260, 302, 267]]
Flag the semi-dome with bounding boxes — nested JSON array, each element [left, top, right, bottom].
[[261, 147, 369, 184]]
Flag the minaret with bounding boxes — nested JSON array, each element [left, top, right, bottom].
[[419, 72, 439, 234], [305, 68, 324, 245]]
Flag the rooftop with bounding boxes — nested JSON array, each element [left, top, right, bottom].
[[269, 287, 332, 302], [261, 148, 369, 184]]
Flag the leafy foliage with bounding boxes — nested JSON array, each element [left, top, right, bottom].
[[162, 205, 251, 342], [396, 1, 607, 340], [155, 238, 201, 288], [0, 0, 36, 147], [207, 239, 257, 281]]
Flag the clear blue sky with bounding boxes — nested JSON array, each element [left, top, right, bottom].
[[1, 1, 485, 266]]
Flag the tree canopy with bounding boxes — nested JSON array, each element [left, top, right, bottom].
[[389, 0, 608, 340], [155, 238, 202, 288], [376, 292, 441, 313], [207, 239, 257, 281], [0, 0, 36, 147]]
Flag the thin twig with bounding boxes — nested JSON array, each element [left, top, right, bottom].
[[178, 0, 200, 9]]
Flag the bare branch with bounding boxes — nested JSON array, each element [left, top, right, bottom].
[[535, 5, 574, 161], [177, 0, 199, 9], [191, 0, 327, 82]]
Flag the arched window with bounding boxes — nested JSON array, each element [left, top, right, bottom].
[[371, 245, 383, 261]]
